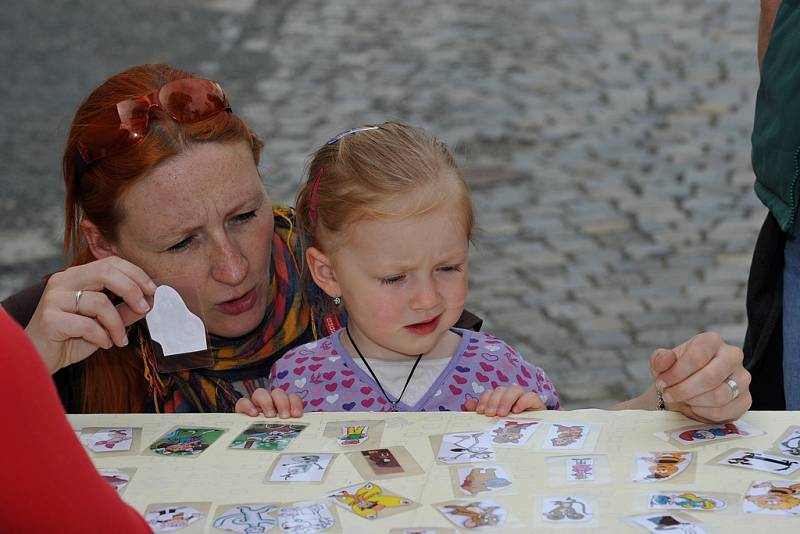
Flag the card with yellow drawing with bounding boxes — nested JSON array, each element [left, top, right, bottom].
[[346, 446, 424, 480], [632, 452, 695, 484], [326, 481, 419, 520], [742, 480, 800, 516], [322, 420, 385, 451]]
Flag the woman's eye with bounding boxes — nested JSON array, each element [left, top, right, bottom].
[[439, 264, 463, 273], [166, 236, 194, 252], [381, 274, 406, 285], [232, 210, 257, 224]]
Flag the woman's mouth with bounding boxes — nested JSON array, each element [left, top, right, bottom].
[[404, 314, 441, 335], [217, 287, 258, 315]]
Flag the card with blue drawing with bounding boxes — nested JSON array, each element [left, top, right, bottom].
[[266, 453, 336, 483], [632, 452, 694, 483], [451, 465, 515, 497], [228, 422, 307, 451], [210, 501, 342, 534], [772, 426, 800, 459], [655, 420, 764, 448], [97, 467, 136, 495], [147, 427, 225, 457], [144, 502, 211, 533], [712, 448, 800, 476], [628, 512, 707, 533], [327, 481, 418, 520], [80, 426, 141, 456], [486, 418, 540, 447], [742, 481, 800, 516], [434, 432, 496, 464], [646, 491, 730, 512]]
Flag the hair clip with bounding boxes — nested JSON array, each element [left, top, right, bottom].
[[325, 125, 380, 145]]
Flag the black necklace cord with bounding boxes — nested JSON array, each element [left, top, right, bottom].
[[345, 324, 424, 410]]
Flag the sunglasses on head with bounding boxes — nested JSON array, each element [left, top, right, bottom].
[[76, 77, 231, 166]]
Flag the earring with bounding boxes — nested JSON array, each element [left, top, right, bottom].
[[333, 296, 342, 306]]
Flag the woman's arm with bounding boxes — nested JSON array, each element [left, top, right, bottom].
[[0, 309, 151, 533]]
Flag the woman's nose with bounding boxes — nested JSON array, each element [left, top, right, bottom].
[[211, 238, 248, 286]]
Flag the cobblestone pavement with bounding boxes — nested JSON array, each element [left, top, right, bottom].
[[0, 0, 763, 408]]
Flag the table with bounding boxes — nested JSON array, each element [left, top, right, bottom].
[[69, 410, 800, 533]]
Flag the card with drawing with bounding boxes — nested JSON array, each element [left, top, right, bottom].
[[228, 423, 307, 451], [322, 420, 384, 450], [97, 467, 136, 495], [278, 501, 340, 533], [144, 502, 211, 533], [647, 491, 728, 512], [347, 446, 423, 480], [542, 423, 590, 450], [773, 426, 800, 458], [435, 432, 496, 464], [713, 448, 800, 476], [566, 457, 595, 481], [540, 496, 594, 523], [743, 481, 800, 516], [388, 529, 455, 534], [147, 427, 225, 457], [435, 499, 510, 530], [211, 504, 277, 533], [455, 466, 513, 496], [628, 512, 706, 534], [487, 419, 540, 447], [338, 425, 369, 446], [267, 453, 335, 483], [328, 481, 417, 520], [656, 420, 764, 448], [633, 452, 693, 483], [82, 427, 134, 452]]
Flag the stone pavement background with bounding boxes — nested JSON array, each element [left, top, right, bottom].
[[0, 0, 764, 408]]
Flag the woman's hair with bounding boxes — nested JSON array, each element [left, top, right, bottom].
[[295, 122, 474, 252], [61, 64, 264, 413]]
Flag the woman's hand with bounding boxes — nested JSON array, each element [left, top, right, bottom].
[[652, 332, 752, 422], [24, 256, 156, 374], [235, 387, 304, 418], [464, 385, 546, 417]]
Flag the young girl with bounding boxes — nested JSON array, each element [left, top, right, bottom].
[[236, 123, 560, 418]]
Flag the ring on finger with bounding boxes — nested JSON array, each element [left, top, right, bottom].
[[724, 373, 740, 401], [74, 290, 84, 315]]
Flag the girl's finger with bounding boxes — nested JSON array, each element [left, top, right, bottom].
[[270, 388, 291, 418], [512, 392, 545, 413], [235, 397, 259, 416], [288, 393, 304, 418], [251, 388, 276, 417]]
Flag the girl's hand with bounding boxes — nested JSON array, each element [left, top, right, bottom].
[[235, 387, 304, 418], [24, 256, 156, 374], [464, 385, 546, 417]]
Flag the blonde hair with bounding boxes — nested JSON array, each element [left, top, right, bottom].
[[295, 122, 474, 251]]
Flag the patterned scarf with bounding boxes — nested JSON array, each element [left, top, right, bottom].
[[136, 207, 317, 412]]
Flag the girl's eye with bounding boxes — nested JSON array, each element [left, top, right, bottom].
[[381, 274, 406, 285], [232, 209, 258, 224], [166, 236, 195, 253]]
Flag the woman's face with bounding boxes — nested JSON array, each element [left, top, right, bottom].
[[112, 141, 274, 338]]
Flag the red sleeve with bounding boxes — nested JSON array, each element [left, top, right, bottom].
[[0, 310, 151, 534]]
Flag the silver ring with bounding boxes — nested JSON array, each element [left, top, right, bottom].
[[725, 374, 740, 401], [74, 290, 84, 314]]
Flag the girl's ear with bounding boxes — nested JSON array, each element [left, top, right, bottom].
[[81, 219, 119, 260], [306, 246, 342, 298]]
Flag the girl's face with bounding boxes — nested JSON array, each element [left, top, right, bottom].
[[325, 196, 470, 360], [109, 141, 274, 338]]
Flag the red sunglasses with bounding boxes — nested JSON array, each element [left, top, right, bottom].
[[76, 77, 231, 165]]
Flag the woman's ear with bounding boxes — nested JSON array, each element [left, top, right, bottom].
[[305, 246, 342, 298], [80, 219, 119, 260]]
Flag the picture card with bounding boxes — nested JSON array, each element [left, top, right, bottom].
[[322, 420, 384, 450], [434, 432, 496, 464], [97, 467, 136, 495], [655, 420, 764, 447], [545, 455, 611, 486], [539, 496, 595, 524], [211, 503, 278, 533], [647, 491, 729, 512], [541, 423, 591, 450], [388, 529, 456, 534], [453, 465, 514, 497], [772, 426, 800, 458], [486, 418, 540, 447], [80, 426, 141, 457], [628, 512, 706, 533], [228, 422, 308, 451], [144, 502, 211, 533], [712, 448, 800, 477], [147, 427, 225, 457], [743, 480, 800, 516], [278, 500, 341, 534], [435, 499, 518, 530], [347, 446, 424, 480], [633, 452, 694, 483], [267, 453, 335, 483], [328, 481, 417, 520]]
